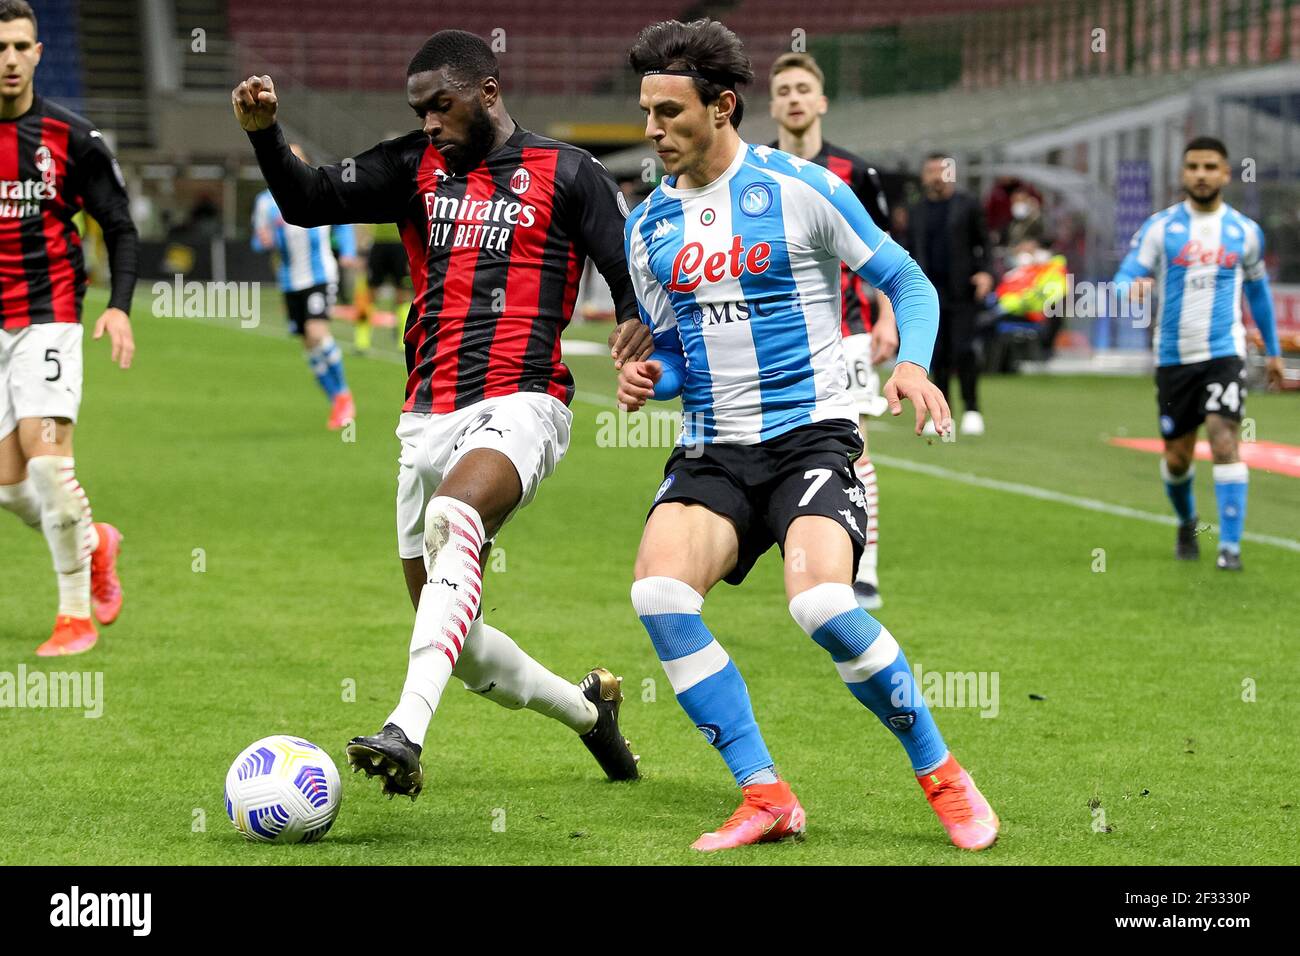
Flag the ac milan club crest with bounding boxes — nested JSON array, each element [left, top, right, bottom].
[[34, 145, 55, 186], [510, 167, 531, 195]]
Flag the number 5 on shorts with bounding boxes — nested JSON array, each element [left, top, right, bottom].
[[799, 468, 832, 507]]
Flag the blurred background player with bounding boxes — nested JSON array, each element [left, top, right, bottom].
[[234, 30, 652, 799], [251, 143, 357, 430], [904, 152, 994, 436], [620, 18, 997, 854], [352, 215, 411, 354], [769, 51, 897, 610], [1114, 136, 1282, 571], [0, 0, 134, 656]]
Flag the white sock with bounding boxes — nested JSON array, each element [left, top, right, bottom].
[[0, 476, 43, 529], [854, 454, 879, 586], [454, 616, 597, 733], [27, 456, 96, 619], [385, 497, 486, 747]]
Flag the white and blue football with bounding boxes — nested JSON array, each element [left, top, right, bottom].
[[224, 735, 341, 844]]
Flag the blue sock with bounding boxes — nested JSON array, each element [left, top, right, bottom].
[[1161, 460, 1196, 523], [1213, 462, 1248, 553], [790, 584, 948, 774], [632, 577, 775, 785], [306, 342, 336, 398], [322, 337, 349, 397]]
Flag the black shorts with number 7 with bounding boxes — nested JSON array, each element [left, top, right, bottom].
[[1155, 355, 1246, 439], [647, 419, 869, 586]]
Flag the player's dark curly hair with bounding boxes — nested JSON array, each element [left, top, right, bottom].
[[407, 30, 499, 88], [628, 19, 753, 128], [1185, 135, 1229, 160], [0, 0, 36, 31]]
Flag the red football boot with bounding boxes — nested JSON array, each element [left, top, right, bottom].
[[691, 780, 806, 852], [90, 522, 124, 626]]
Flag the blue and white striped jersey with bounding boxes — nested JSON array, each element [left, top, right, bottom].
[[1115, 200, 1271, 367], [625, 141, 938, 446], [251, 189, 354, 293]]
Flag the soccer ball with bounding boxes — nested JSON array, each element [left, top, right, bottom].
[[224, 735, 341, 844]]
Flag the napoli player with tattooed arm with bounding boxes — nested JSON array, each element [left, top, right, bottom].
[[618, 19, 999, 852], [1114, 136, 1283, 571], [233, 30, 653, 799], [0, 0, 134, 656]]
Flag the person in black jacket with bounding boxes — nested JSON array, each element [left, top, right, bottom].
[[904, 153, 993, 435]]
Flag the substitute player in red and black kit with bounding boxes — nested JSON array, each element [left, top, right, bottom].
[[769, 52, 898, 611], [234, 30, 652, 800], [0, 0, 134, 657]]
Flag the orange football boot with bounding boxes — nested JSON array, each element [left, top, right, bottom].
[[919, 753, 1000, 850], [691, 780, 806, 852], [35, 615, 98, 657], [328, 391, 356, 430], [90, 522, 124, 625]]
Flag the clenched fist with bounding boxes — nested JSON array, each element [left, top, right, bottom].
[[232, 75, 278, 131]]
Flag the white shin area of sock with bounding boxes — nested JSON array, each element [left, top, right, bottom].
[[27, 456, 95, 618], [454, 617, 597, 733], [0, 476, 43, 529], [385, 497, 486, 747], [854, 454, 879, 585]]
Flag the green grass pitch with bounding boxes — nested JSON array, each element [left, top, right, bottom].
[[1, 287, 1296, 865]]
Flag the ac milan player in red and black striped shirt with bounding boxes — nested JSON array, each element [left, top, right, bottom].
[[769, 51, 898, 612], [0, 0, 136, 657], [235, 30, 650, 798]]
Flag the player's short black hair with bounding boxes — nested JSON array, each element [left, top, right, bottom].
[[407, 30, 499, 88], [629, 19, 753, 128], [1184, 135, 1229, 160], [0, 0, 36, 32]]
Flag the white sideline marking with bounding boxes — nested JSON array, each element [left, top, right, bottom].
[[570, 392, 1300, 554], [872, 454, 1300, 554]]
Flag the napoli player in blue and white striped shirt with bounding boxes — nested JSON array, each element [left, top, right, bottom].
[[252, 142, 358, 430], [616, 19, 998, 853], [1114, 136, 1283, 570]]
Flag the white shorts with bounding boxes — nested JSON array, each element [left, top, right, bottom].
[[394, 391, 573, 559], [0, 323, 84, 440], [842, 332, 888, 418]]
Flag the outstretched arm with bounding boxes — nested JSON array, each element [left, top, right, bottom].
[[808, 165, 950, 433], [233, 75, 409, 227]]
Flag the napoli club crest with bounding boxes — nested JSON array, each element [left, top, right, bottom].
[[654, 474, 676, 502], [1159, 414, 1176, 436], [697, 723, 721, 744], [739, 183, 772, 216], [509, 167, 531, 195]]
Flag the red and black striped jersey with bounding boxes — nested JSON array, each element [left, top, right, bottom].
[[770, 138, 890, 337], [0, 96, 138, 330], [249, 122, 638, 413]]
